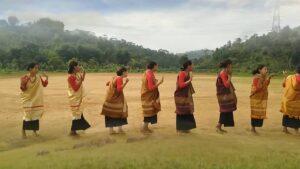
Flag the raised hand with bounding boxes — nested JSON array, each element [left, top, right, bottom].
[[159, 76, 164, 84], [282, 70, 288, 77], [21, 76, 30, 84], [20, 76, 30, 91]]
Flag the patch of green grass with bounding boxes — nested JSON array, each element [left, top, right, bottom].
[[0, 70, 290, 78]]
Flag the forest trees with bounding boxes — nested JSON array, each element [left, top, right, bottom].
[[0, 16, 180, 71], [0, 16, 300, 73]]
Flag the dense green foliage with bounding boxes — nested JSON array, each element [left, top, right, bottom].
[[0, 17, 182, 72], [194, 26, 300, 73], [1, 17, 300, 73]]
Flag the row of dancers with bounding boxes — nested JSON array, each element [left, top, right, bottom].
[[19, 59, 300, 138]]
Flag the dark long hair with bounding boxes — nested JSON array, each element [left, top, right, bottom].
[[252, 64, 266, 75], [147, 61, 157, 70], [68, 61, 78, 74], [116, 67, 127, 76], [27, 62, 38, 71], [218, 59, 232, 68], [181, 60, 192, 71]]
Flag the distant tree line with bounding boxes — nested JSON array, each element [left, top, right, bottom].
[[0, 17, 185, 72], [0, 16, 300, 73], [193, 26, 300, 73]]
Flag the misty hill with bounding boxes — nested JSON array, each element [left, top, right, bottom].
[[0, 17, 300, 72], [0, 17, 182, 71], [179, 49, 213, 59]]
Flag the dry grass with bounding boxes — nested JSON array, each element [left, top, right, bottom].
[[0, 73, 299, 169]]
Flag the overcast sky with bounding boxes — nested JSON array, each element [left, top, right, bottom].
[[0, 0, 300, 53]]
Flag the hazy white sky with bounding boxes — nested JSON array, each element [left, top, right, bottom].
[[0, 0, 300, 53]]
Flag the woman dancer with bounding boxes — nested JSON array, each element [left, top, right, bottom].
[[101, 67, 129, 134], [20, 62, 48, 138], [216, 59, 237, 133], [67, 61, 91, 136], [174, 60, 196, 133]]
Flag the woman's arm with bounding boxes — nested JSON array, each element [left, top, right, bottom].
[[146, 71, 156, 90], [116, 77, 123, 92], [116, 77, 129, 92], [40, 72, 49, 87], [20, 76, 29, 91], [220, 71, 230, 88], [253, 77, 263, 92], [68, 75, 82, 91], [40, 76, 48, 87], [146, 71, 163, 90], [178, 72, 191, 88]]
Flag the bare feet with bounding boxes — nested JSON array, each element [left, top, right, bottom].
[[216, 127, 222, 133], [141, 127, 153, 134], [146, 128, 153, 133], [118, 128, 125, 134], [216, 126, 227, 133], [22, 130, 27, 139], [33, 130, 39, 137], [251, 127, 259, 135], [109, 130, 117, 135], [283, 127, 291, 134], [69, 130, 78, 136]]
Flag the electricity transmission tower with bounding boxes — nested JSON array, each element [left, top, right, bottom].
[[272, 0, 281, 32]]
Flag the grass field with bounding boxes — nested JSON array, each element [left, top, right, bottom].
[[0, 73, 299, 169]]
